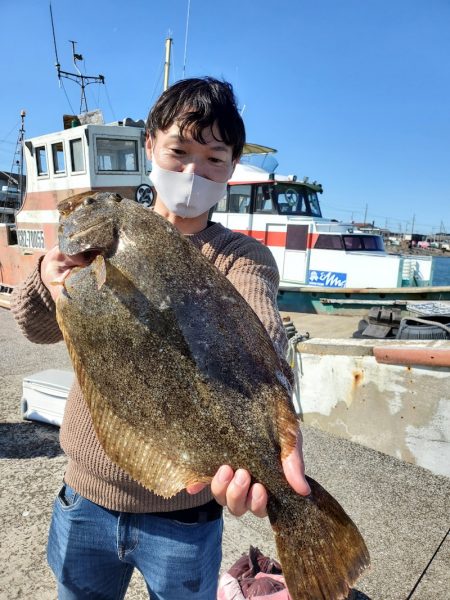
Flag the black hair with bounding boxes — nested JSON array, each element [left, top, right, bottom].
[[146, 77, 245, 161]]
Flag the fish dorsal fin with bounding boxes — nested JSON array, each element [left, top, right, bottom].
[[57, 314, 209, 498]]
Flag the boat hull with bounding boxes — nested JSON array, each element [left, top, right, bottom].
[[278, 284, 450, 315]]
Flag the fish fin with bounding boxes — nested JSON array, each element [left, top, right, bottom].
[[56, 318, 206, 498], [268, 477, 370, 600], [91, 255, 107, 290], [273, 388, 300, 460], [87, 384, 209, 498]]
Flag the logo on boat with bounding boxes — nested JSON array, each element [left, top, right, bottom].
[[17, 229, 45, 250], [308, 270, 347, 287]]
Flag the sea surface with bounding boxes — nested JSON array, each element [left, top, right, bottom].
[[432, 256, 450, 285]]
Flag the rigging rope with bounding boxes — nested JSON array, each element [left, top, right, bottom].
[[60, 80, 76, 115], [103, 84, 117, 122], [182, 0, 191, 78]]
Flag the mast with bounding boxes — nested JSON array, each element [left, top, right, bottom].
[[163, 37, 173, 91], [18, 110, 26, 206]]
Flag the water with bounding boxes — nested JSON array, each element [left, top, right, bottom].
[[432, 256, 450, 285]]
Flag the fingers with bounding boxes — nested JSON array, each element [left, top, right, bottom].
[[281, 430, 311, 496], [186, 482, 206, 494], [40, 246, 96, 301], [246, 483, 268, 518], [210, 465, 234, 506], [211, 466, 268, 518]]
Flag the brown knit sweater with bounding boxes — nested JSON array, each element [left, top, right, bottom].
[[12, 221, 292, 512]]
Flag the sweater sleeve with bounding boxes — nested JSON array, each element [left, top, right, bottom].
[[224, 238, 294, 391], [11, 258, 63, 344]]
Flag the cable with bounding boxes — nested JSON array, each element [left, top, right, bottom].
[[182, 0, 191, 78], [1, 121, 20, 143], [60, 79, 76, 115], [103, 84, 117, 122], [405, 527, 449, 599]]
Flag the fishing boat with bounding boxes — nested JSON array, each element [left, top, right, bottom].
[[210, 162, 450, 315], [0, 112, 152, 307]]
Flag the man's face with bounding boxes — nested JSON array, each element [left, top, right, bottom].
[[146, 122, 236, 183]]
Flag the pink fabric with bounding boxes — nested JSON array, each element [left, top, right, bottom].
[[217, 546, 291, 600], [217, 569, 291, 599], [252, 574, 291, 599], [217, 573, 246, 600]]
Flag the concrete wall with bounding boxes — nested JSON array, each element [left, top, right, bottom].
[[295, 338, 450, 477]]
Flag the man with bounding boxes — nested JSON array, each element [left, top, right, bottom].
[[12, 77, 310, 600]]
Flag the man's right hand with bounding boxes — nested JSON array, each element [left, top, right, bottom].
[[40, 246, 91, 302]]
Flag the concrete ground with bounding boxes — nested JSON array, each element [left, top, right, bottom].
[[280, 311, 359, 339], [0, 307, 448, 600]]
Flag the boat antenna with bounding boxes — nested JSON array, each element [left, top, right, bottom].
[[49, 2, 105, 114], [182, 0, 191, 78]]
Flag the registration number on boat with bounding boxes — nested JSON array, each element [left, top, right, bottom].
[[17, 229, 45, 250]]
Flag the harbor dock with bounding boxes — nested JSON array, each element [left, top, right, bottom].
[[0, 307, 448, 599]]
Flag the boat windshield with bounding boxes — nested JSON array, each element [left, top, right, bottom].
[[272, 183, 322, 217]]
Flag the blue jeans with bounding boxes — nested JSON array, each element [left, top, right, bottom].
[[47, 484, 223, 599]]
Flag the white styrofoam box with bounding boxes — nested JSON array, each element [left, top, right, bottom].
[[21, 369, 74, 427]]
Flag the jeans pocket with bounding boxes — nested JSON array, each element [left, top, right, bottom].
[[56, 483, 83, 511]]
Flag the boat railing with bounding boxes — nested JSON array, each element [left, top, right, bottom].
[[400, 255, 433, 287]]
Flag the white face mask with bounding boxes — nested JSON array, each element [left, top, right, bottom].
[[150, 156, 228, 218]]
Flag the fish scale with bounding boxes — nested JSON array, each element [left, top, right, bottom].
[[56, 191, 370, 600]]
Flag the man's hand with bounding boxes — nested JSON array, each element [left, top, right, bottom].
[[186, 429, 311, 518], [41, 246, 92, 302]]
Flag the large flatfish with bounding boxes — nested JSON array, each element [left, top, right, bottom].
[[56, 191, 370, 600]]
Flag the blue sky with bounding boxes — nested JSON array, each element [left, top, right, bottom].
[[1, 0, 449, 234]]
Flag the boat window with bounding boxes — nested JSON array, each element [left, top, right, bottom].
[[96, 138, 138, 172], [272, 183, 322, 217], [228, 184, 251, 213], [314, 235, 344, 250], [306, 192, 322, 217], [70, 139, 85, 172], [277, 187, 304, 214], [254, 185, 276, 213], [36, 146, 48, 176], [213, 194, 228, 213], [51, 142, 65, 174], [343, 235, 384, 251]]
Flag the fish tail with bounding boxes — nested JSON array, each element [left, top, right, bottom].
[[267, 475, 370, 600]]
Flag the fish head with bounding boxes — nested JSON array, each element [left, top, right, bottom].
[[58, 191, 123, 257]]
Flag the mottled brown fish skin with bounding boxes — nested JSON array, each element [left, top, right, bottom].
[[56, 192, 370, 600]]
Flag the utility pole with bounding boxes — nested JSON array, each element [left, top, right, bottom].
[[363, 203, 368, 225], [411, 214, 415, 236]]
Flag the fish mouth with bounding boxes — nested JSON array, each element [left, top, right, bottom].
[[67, 221, 106, 243], [61, 220, 118, 258]]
